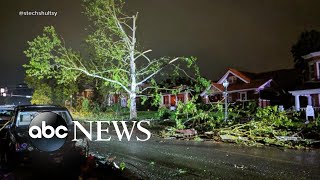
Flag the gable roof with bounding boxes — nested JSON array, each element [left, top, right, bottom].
[[302, 51, 320, 60], [201, 68, 276, 96], [226, 79, 272, 92], [211, 83, 224, 91], [201, 79, 273, 96], [217, 68, 251, 84]]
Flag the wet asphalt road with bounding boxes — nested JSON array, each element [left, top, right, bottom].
[[89, 131, 320, 180], [1, 125, 320, 180]]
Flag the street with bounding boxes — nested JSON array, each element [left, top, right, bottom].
[[89, 131, 320, 180], [1, 125, 320, 180]]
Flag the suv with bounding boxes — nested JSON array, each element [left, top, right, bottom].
[[0, 105, 88, 168]]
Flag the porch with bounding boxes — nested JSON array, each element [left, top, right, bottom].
[[289, 88, 320, 111]]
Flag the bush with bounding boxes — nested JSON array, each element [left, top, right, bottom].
[[81, 98, 91, 113], [158, 106, 175, 120], [255, 106, 294, 128]]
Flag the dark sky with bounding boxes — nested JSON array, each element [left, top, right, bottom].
[[1, 0, 320, 87]]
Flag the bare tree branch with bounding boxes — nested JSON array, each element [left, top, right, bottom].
[[61, 66, 131, 93], [136, 59, 161, 75], [134, 49, 152, 62], [140, 86, 179, 93], [136, 57, 179, 86], [171, 64, 197, 81]]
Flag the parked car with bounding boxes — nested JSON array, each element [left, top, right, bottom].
[[0, 105, 88, 168], [0, 105, 15, 127]]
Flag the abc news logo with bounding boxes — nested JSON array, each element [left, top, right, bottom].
[[28, 112, 151, 152], [29, 118, 68, 139], [28, 112, 68, 152]]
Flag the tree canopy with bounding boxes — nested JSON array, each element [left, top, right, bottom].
[[24, 0, 208, 119]]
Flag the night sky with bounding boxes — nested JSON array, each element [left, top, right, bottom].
[[1, 0, 320, 87]]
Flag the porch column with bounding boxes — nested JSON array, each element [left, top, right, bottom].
[[295, 95, 300, 111], [176, 95, 178, 106], [160, 94, 163, 106], [307, 95, 312, 106], [205, 95, 209, 104], [108, 95, 111, 106]]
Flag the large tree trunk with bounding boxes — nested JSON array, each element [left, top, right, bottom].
[[129, 15, 137, 120], [129, 92, 137, 120]]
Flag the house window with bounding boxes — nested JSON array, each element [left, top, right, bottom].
[[239, 92, 247, 101], [309, 63, 315, 80], [209, 95, 217, 102], [228, 76, 237, 84], [121, 98, 127, 107], [177, 94, 185, 103], [163, 96, 169, 104]]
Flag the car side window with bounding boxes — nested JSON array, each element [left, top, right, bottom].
[[53, 111, 72, 124], [16, 112, 39, 126]]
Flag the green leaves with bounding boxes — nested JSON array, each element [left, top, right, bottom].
[[23, 0, 208, 120], [30, 83, 53, 105], [255, 106, 293, 128], [24, 26, 62, 79]]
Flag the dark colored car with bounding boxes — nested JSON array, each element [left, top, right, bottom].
[[0, 105, 15, 127], [0, 105, 88, 168]]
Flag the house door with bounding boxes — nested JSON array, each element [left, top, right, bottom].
[[170, 95, 176, 106]]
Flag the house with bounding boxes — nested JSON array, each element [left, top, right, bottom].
[[104, 82, 153, 108], [160, 88, 191, 108], [289, 51, 320, 111], [81, 87, 95, 99], [201, 68, 275, 107], [104, 83, 193, 109], [105, 93, 127, 107], [75, 85, 95, 100]]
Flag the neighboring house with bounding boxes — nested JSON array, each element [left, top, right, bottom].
[[77, 85, 95, 100], [104, 83, 193, 109], [289, 51, 320, 111], [105, 93, 127, 107], [201, 68, 274, 107], [104, 83, 151, 108], [160, 89, 191, 108]]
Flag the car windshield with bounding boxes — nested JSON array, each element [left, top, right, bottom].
[[16, 111, 73, 126]]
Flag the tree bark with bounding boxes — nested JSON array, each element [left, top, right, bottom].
[[129, 15, 137, 120], [129, 92, 137, 120]]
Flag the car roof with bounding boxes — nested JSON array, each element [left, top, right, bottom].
[[15, 105, 68, 112], [0, 105, 16, 111]]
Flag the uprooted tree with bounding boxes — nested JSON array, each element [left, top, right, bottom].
[[24, 0, 205, 119]]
